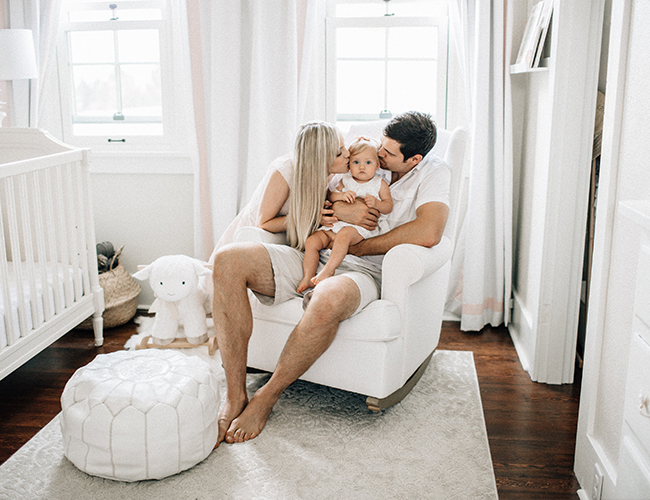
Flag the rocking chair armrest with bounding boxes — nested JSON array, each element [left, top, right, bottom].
[[234, 226, 288, 245], [381, 236, 453, 299]]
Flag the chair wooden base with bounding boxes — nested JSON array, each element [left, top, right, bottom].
[[135, 335, 219, 356], [365, 351, 434, 412]]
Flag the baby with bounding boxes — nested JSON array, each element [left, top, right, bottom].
[[297, 136, 393, 293]]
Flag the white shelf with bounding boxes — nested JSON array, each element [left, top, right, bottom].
[[510, 58, 550, 74]]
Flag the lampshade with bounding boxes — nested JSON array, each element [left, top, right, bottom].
[[0, 29, 38, 81]]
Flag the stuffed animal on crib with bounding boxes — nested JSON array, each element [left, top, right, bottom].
[[133, 255, 212, 345]]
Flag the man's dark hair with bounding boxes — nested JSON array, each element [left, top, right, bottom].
[[383, 111, 437, 161]]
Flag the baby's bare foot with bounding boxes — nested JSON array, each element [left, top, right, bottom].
[[297, 277, 315, 294], [311, 269, 334, 286]]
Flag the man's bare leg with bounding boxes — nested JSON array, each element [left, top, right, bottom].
[[212, 243, 276, 447], [225, 275, 360, 443]]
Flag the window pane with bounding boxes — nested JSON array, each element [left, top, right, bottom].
[[336, 1, 446, 17], [69, 31, 114, 63], [69, 8, 162, 22], [389, 2, 447, 17], [72, 65, 116, 117], [337, 27, 385, 59], [336, 4, 385, 17], [387, 60, 437, 116], [118, 30, 160, 63], [72, 122, 163, 136], [337, 60, 385, 115], [387, 27, 438, 59], [120, 64, 162, 117]]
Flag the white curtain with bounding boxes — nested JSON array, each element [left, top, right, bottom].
[[5, 0, 61, 127], [186, 0, 326, 259], [446, 0, 513, 331]]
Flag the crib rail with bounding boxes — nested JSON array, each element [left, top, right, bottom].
[[0, 131, 104, 379]]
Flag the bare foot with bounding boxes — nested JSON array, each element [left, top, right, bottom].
[[311, 268, 334, 286], [215, 397, 247, 448], [297, 276, 315, 294], [225, 389, 279, 443]]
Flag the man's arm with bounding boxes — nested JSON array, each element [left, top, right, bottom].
[[331, 199, 380, 231], [349, 201, 449, 257]]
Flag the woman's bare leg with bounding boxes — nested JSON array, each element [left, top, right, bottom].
[[312, 226, 363, 285], [297, 231, 332, 293]]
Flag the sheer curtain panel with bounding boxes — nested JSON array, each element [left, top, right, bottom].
[[446, 0, 514, 331]]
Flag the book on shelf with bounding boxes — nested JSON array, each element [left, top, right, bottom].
[[515, 0, 554, 69], [532, 0, 554, 68]]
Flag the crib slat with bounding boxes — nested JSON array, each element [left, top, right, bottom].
[[0, 197, 17, 347], [53, 167, 73, 308], [18, 174, 42, 329], [31, 169, 54, 322], [64, 162, 83, 302], [42, 168, 64, 315], [3, 179, 29, 338], [73, 162, 92, 296]]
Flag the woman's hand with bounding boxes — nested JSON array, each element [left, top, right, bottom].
[[332, 199, 379, 231], [319, 201, 338, 227]]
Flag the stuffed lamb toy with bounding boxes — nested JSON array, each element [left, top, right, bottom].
[[134, 255, 212, 345]]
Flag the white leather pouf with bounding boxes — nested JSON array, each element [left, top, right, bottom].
[[60, 349, 220, 482]]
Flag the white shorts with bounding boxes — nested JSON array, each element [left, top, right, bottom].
[[253, 243, 381, 315]]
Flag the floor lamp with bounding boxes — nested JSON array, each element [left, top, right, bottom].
[[0, 29, 38, 127]]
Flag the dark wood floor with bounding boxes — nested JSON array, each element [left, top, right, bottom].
[[0, 319, 581, 498]]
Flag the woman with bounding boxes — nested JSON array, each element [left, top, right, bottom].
[[204, 121, 349, 290]]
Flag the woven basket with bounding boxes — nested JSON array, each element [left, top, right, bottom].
[[79, 263, 141, 329]]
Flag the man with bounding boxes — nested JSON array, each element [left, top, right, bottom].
[[213, 111, 450, 446]]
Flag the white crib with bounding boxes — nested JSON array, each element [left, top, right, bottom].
[[0, 128, 104, 381]]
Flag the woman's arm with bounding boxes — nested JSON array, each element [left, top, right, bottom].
[[258, 170, 290, 233]]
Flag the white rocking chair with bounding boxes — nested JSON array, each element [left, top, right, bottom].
[[235, 123, 467, 411]]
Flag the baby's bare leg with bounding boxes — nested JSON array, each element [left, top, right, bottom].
[[312, 226, 364, 286], [298, 231, 332, 293]]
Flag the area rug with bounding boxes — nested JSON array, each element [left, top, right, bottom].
[[0, 350, 497, 500]]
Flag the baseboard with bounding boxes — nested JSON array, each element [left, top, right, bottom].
[[508, 291, 535, 377], [443, 311, 460, 322]]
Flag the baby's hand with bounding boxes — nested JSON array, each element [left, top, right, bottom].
[[364, 195, 378, 208], [344, 191, 357, 203]]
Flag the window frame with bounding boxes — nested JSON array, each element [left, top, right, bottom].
[[56, 0, 181, 152], [325, 4, 449, 129]]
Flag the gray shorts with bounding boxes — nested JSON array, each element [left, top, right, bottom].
[[253, 244, 381, 315]]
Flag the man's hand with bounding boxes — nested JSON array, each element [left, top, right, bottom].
[[332, 199, 380, 231]]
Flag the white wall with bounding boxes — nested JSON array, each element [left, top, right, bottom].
[[575, 0, 650, 495], [90, 172, 194, 308]]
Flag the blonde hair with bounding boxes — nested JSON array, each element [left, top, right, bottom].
[[286, 121, 340, 251], [348, 136, 380, 159]]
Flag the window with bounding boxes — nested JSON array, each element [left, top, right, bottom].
[[57, 0, 178, 150], [326, 0, 448, 132]]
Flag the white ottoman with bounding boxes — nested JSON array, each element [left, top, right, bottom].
[[60, 349, 220, 482]]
